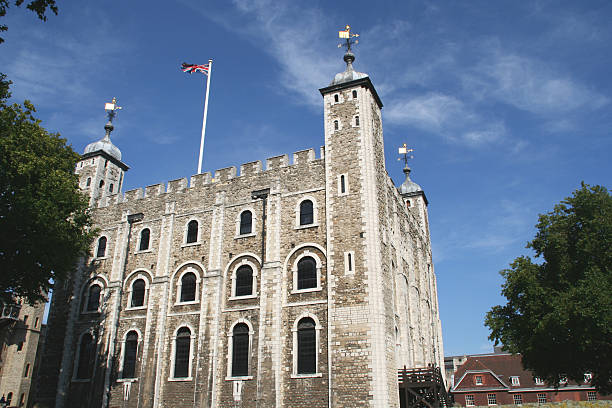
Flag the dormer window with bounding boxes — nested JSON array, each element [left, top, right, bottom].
[[475, 375, 483, 385]]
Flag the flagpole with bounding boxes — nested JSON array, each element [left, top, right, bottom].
[[197, 59, 213, 174]]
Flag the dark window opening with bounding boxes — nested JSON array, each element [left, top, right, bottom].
[[340, 175, 346, 194], [352, 90, 357, 98], [139, 228, 150, 251], [131, 279, 146, 307], [6, 393, 12, 405], [297, 257, 317, 290], [334, 94, 339, 102], [86, 177, 91, 187], [174, 327, 191, 378], [297, 318, 316, 374], [96, 236, 107, 258], [76, 333, 95, 379], [232, 323, 249, 377], [186, 220, 198, 243], [348, 253, 353, 272], [19, 393, 25, 406], [35, 317, 39, 328], [406, 200, 411, 208], [299, 200, 314, 225], [235, 265, 253, 296], [180, 272, 197, 302], [17, 342, 23, 351], [122, 331, 138, 378], [239, 211, 252, 235], [109, 183, 114, 193], [334, 120, 339, 130], [24, 363, 30, 377], [23, 315, 28, 325], [104, 160, 108, 168], [99, 180, 104, 188], [355, 116, 360, 126], [86, 284, 101, 312]]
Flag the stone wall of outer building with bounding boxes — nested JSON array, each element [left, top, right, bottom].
[[0, 300, 45, 408]]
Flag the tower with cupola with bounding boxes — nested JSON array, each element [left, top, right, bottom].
[[75, 98, 128, 206]]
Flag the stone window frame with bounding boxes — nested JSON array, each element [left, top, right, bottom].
[[229, 258, 259, 300], [465, 395, 475, 407], [352, 89, 358, 99], [125, 270, 152, 311], [294, 195, 319, 229], [117, 328, 142, 382], [332, 118, 342, 132], [135, 226, 153, 254], [337, 173, 348, 196], [168, 323, 196, 381], [513, 394, 523, 405], [94, 235, 109, 259], [225, 318, 255, 381], [235, 207, 257, 239], [332, 93, 343, 105], [290, 250, 323, 294], [80, 276, 108, 315], [291, 313, 323, 378], [173, 267, 202, 306], [182, 217, 202, 247], [487, 393, 497, 406], [344, 251, 355, 275], [352, 115, 360, 127], [72, 329, 98, 382]]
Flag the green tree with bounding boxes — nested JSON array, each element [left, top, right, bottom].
[[485, 183, 612, 394], [0, 74, 93, 304], [0, 0, 58, 43]]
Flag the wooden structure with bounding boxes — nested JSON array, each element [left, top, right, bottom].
[[399, 366, 450, 408]]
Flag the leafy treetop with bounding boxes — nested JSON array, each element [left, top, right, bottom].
[[0, 0, 58, 43]]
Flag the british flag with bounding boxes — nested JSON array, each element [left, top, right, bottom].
[[181, 62, 209, 75]]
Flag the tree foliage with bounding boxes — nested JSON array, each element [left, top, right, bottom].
[[0, 74, 93, 303], [485, 183, 612, 394], [0, 0, 58, 43]]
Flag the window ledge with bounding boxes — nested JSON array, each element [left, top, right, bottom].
[[71, 378, 91, 383], [291, 287, 322, 294], [93, 256, 109, 261], [181, 242, 201, 248], [234, 233, 256, 239], [225, 375, 253, 381], [135, 249, 153, 254], [81, 310, 101, 315], [174, 300, 199, 306], [168, 377, 193, 382], [117, 378, 138, 383], [126, 306, 147, 311], [294, 223, 319, 230], [229, 294, 258, 301], [291, 373, 322, 379]]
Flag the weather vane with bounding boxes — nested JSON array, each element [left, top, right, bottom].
[[104, 97, 122, 123], [338, 24, 359, 53], [398, 143, 414, 168]]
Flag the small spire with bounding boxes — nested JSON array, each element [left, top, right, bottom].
[[398, 144, 423, 195], [338, 25, 359, 68], [103, 97, 122, 140]]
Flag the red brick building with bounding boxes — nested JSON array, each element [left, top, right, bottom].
[[450, 353, 611, 406]]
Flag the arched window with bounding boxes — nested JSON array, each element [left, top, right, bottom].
[[86, 177, 91, 187], [299, 200, 314, 226], [352, 90, 357, 98], [355, 115, 360, 126], [86, 284, 101, 312], [186, 220, 198, 244], [24, 363, 30, 377], [139, 228, 150, 251], [122, 331, 138, 379], [334, 94, 339, 103], [297, 318, 316, 374], [239, 211, 252, 235], [130, 279, 146, 307], [109, 183, 114, 193], [334, 120, 339, 130], [180, 273, 196, 302], [174, 327, 191, 378], [297, 257, 317, 290], [232, 323, 249, 377], [6, 393, 12, 405], [76, 333, 95, 379], [235, 265, 253, 297], [96, 236, 107, 258], [340, 175, 346, 194]]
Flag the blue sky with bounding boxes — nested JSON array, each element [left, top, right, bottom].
[[1, 0, 611, 357]]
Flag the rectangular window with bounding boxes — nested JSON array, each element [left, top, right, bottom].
[[35, 317, 39, 328], [487, 393, 497, 405], [511, 376, 520, 386], [537, 393, 547, 403], [535, 377, 544, 385], [344, 251, 355, 274], [19, 394, 25, 406], [23, 315, 28, 325], [475, 375, 483, 385], [465, 395, 475, 407], [513, 394, 523, 405], [17, 341, 24, 351], [587, 391, 597, 401]]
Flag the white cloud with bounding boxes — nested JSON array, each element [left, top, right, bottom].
[[385, 93, 467, 131]]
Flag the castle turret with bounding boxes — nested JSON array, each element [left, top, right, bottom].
[[75, 98, 128, 206]]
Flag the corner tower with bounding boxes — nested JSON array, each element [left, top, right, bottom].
[[75, 98, 128, 206], [321, 27, 398, 407]]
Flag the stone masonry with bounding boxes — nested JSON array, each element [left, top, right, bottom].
[[36, 51, 445, 408]]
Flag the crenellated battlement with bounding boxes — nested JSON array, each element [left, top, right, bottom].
[[94, 146, 325, 209]]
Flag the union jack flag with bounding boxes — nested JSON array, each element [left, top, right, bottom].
[[181, 62, 209, 75]]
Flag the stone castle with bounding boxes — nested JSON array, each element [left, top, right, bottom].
[[37, 46, 445, 407]]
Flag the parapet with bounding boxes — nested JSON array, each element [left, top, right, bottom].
[[190, 172, 212, 188], [145, 183, 164, 197], [214, 166, 237, 182], [240, 160, 262, 176], [124, 188, 144, 201], [293, 148, 315, 165], [167, 178, 188, 193], [266, 154, 289, 170]]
